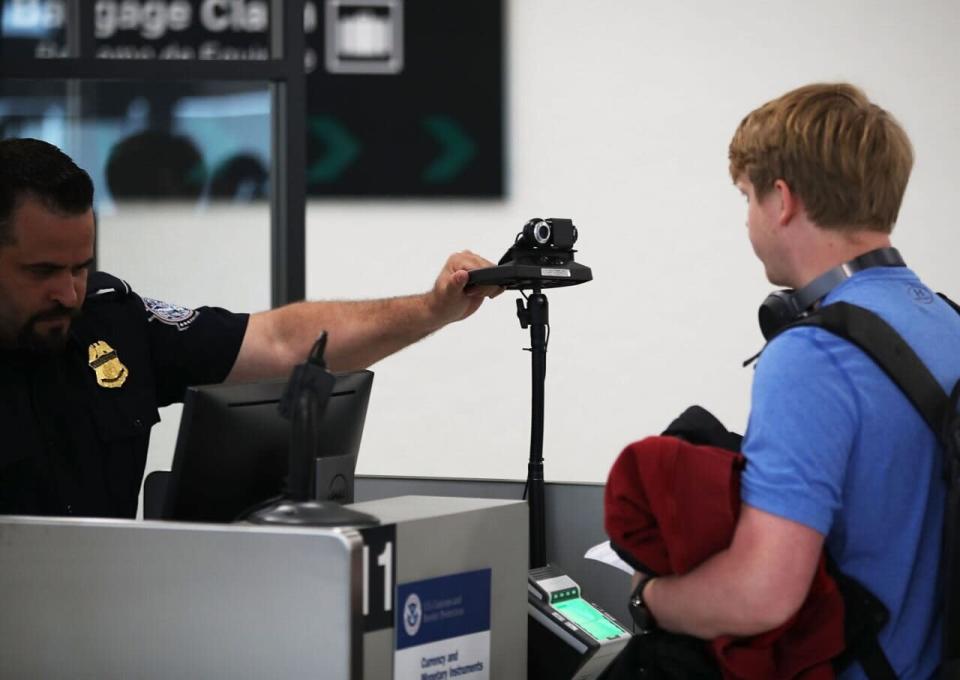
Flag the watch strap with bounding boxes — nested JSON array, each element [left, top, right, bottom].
[[629, 573, 658, 634]]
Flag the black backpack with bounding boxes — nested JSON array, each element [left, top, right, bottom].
[[789, 300, 960, 680]]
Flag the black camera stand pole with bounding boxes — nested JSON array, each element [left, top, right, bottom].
[[518, 290, 549, 569], [468, 217, 592, 570]]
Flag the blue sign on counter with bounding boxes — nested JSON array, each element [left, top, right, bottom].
[[394, 569, 491, 680]]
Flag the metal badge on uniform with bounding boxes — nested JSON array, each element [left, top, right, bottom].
[[88, 341, 129, 389], [143, 297, 198, 331]]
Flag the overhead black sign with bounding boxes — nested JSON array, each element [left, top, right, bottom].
[[306, 0, 503, 197], [0, 0, 504, 197]]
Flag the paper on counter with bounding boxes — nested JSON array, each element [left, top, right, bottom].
[[584, 540, 634, 575]]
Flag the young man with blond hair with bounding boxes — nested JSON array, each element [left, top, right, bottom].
[[634, 84, 960, 678]]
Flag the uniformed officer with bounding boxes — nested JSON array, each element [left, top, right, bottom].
[[0, 137, 500, 518]]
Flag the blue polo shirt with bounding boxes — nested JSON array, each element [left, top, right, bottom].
[[742, 267, 960, 680]]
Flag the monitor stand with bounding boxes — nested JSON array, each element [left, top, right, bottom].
[[245, 498, 379, 528], [246, 452, 378, 528]]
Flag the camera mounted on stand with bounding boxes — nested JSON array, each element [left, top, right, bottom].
[[468, 218, 592, 290], [467, 216, 592, 569], [469, 221, 625, 680]]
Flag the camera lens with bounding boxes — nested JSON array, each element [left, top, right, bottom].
[[533, 220, 551, 244]]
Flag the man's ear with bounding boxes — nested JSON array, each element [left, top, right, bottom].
[[772, 179, 799, 226]]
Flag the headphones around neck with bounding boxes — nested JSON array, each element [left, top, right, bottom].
[[758, 247, 906, 340]]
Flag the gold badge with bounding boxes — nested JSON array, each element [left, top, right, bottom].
[[88, 341, 129, 389]]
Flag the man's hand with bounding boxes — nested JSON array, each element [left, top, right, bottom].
[[425, 250, 503, 326]]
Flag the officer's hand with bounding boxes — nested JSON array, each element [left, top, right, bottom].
[[426, 250, 502, 325]]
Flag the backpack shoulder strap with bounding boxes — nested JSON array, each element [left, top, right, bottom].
[[938, 292, 960, 317], [792, 301, 960, 677], [790, 302, 949, 436], [942, 380, 960, 679], [791, 304, 960, 680]]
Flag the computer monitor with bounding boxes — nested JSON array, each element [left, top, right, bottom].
[[162, 370, 374, 523]]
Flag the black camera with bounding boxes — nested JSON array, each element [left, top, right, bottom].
[[467, 217, 592, 290], [517, 218, 579, 250]]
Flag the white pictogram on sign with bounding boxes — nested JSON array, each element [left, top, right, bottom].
[[326, 0, 403, 74]]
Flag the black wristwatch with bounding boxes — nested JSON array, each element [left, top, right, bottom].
[[629, 573, 658, 634]]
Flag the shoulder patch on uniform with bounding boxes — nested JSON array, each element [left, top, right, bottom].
[[143, 297, 199, 331]]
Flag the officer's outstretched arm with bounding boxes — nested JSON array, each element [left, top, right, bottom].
[[225, 250, 500, 382]]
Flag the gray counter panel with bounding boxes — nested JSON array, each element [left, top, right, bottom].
[[0, 517, 360, 680]]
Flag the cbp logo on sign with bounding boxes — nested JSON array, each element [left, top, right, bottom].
[[403, 593, 422, 637]]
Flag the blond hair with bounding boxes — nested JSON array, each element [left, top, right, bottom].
[[729, 83, 913, 233]]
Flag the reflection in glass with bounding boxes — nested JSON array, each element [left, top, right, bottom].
[[0, 0, 68, 58], [0, 80, 270, 209], [0, 77, 274, 504], [0, 78, 272, 309]]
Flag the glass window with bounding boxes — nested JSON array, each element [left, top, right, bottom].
[[0, 78, 273, 513]]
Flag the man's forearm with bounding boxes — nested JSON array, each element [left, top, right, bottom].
[[640, 506, 823, 639], [644, 548, 790, 638], [226, 250, 499, 382], [270, 294, 441, 372]]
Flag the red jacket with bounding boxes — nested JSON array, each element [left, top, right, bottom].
[[605, 435, 845, 680]]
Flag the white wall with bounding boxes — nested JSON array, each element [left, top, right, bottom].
[[98, 0, 960, 498]]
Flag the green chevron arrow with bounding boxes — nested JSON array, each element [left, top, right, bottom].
[[308, 116, 360, 184], [422, 115, 476, 183]]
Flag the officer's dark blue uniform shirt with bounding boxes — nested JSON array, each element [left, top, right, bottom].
[[0, 272, 249, 518]]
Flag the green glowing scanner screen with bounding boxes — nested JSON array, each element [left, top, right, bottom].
[[551, 598, 626, 640]]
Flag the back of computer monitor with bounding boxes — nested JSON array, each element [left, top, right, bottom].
[[164, 370, 374, 523]]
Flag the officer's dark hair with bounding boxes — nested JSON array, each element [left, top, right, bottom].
[[0, 138, 95, 247]]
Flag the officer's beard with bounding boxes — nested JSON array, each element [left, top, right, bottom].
[[15, 305, 82, 355]]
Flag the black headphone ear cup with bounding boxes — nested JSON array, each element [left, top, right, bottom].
[[758, 290, 798, 340], [756, 248, 906, 343]]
